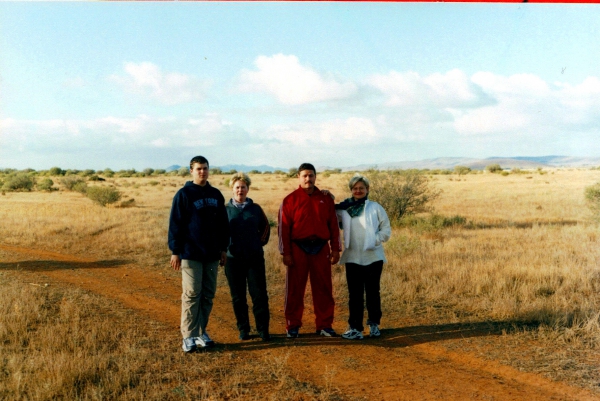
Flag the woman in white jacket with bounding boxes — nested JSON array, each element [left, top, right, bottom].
[[335, 174, 391, 340]]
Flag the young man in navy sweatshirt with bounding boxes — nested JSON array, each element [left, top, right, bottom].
[[168, 155, 230, 353]]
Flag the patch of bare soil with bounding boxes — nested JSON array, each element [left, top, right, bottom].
[[1, 244, 598, 400]]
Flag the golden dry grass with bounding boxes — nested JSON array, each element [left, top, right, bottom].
[[1, 169, 600, 398]]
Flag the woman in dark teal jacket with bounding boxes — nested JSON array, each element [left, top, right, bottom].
[[225, 173, 271, 341]]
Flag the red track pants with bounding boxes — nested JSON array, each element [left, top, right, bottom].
[[284, 242, 334, 331]]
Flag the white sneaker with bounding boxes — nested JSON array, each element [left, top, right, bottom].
[[341, 328, 364, 340], [193, 336, 206, 348], [369, 324, 381, 338], [182, 337, 197, 353], [200, 332, 215, 347]]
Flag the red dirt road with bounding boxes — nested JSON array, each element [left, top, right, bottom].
[[1, 244, 597, 400]]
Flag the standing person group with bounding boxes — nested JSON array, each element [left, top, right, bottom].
[[169, 157, 390, 352]]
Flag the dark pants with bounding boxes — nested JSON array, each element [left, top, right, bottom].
[[345, 260, 383, 331], [225, 254, 270, 334]]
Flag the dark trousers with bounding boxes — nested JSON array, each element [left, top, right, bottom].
[[225, 254, 270, 334], [345, 260, 383, 331]]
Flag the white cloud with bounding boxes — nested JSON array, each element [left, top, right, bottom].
[[110, 62, 210, 105], [368, 69, 493, 109], [238, 54, 356, 105], [454, 72, 600, 137]]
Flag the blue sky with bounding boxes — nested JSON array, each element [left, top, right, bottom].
[[1, 3, 600, 170]]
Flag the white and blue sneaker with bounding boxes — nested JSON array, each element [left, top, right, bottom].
[[182, 337, 197, 353], [199, 332, 215, 347], [369, 323, 381, 338], [193, 336, 206, 348], [341, 328, 364, 340]]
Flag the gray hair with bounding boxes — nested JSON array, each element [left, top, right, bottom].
[[230, 172, 251, 188], [348, 174, 370, 190]]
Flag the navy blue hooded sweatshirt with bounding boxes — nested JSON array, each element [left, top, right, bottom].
[[168, 181, 230, 262], [225, 198, 271, 259]]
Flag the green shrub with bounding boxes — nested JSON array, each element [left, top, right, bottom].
[[177, 167, 189, 177], [368, 171, 441, 224], [86, 186, 122, 206], [486, 164, 503, 173], [48, 167, 65, 176], [37, 178, 55, 192], [60, 176, 87, 191], [584, 183, 600, 219], [2, 173, 35, 192], [454, 166, 471, 176]]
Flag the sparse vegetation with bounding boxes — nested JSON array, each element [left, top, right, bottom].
[[368, 170, 441, 224], [454, 165, 471, 176], [36, 178, 55, 192], [86, 186, 122, 206], [1, 173, 35, 192], [60, 176, 87, 193], [1, 167, 599, 398], [486, 164, 503, 173]]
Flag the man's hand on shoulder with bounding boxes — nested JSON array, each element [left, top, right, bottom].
[[320, 189, 336, 201]]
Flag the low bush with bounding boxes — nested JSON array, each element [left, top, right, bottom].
[[2, 173, 35, 192], [584, 182, 600, 220], [60, 176, 87, 191], [36, 178, 55, 192], [368, 171, 441, 224], [86, 186, 122, 206], [486, 164, 503, 173]]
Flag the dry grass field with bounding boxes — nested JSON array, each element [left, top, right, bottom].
[[1, 168, 599, 400]]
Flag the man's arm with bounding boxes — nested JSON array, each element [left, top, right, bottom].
[[326, 196, 341, 265], [217, 193, 230, 266], [168, 192, 185, 263], [278, 201, 294, 267]]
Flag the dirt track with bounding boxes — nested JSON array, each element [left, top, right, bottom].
[[1, 243, 597, 400]]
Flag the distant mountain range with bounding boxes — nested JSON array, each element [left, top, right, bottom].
[[165, 164, 287, 173], [166, 156, 600, 174]]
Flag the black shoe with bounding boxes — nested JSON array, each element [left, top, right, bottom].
[[259, 331, 271, 341], [239, 330, 251, 340], [286, 327, 300, 338]]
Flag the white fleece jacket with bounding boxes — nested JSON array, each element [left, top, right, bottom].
[[336, 200, 391, 266]]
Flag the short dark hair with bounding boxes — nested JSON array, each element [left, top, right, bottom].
[[190, 156, 209, 169], [298, 163, 316, 175]]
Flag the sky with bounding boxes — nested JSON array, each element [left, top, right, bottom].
[[1, 3, 600, 171]]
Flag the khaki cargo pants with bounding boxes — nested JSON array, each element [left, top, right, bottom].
[[180, 259, 219, 339]]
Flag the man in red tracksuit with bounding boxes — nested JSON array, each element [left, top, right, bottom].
[[278, 163, 341, 338]]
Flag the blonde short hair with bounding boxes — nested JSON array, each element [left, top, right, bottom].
[[348, 174, 370, 190], [230, 172, 251, 188]]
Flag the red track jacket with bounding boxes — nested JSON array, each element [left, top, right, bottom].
[[278, 186, 341, 256]]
